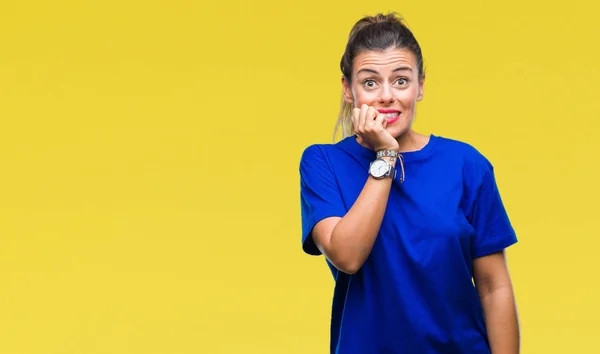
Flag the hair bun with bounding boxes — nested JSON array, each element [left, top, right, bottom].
[[348, 12, 404, 40]]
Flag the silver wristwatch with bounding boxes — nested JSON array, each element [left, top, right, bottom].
[[368, 158, 396, 179]]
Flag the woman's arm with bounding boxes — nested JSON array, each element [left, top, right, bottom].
[[473, 250, 520, 354], [311, 105, 400, 274], [312, 159, 394, 274]]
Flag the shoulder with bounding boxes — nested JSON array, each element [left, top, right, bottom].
[[435, 135, 493, 171], [300, 143, 326, 160], [299, 143, 328, 167], [299, 142, 338, 178], [433, 136, 495, 190], [299, 137, 351, 167]]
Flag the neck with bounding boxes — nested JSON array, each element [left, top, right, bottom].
[[396, 129, 428, 153]]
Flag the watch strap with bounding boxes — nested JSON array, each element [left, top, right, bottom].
[[376, 150, 400, 158], [386, 166, 397, 179]]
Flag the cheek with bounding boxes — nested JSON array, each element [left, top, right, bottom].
[[396, 88, 419, 106], [352, 88, 378, 106]]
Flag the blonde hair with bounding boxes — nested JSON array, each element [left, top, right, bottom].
[[332, 12, 425, 142]]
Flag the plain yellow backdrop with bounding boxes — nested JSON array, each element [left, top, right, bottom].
[[1, 0, 599, 353]]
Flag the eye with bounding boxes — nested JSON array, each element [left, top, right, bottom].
[[363, 80, 377, 89], [396, 78, 409, 86]]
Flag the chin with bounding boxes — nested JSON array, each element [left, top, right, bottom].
[[387, 126, 410, 140]]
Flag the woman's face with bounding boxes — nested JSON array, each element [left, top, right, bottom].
[[342, 47, 424, 139]]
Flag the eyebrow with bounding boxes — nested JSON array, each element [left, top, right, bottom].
[[356, 66, 413, 75]]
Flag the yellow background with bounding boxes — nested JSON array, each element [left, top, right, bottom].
[[1, 0, 598, 353]]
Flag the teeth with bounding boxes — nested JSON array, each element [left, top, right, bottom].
[[384, 112, 399, 118]]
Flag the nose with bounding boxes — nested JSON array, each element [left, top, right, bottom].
[[379, 83, 394, 103]]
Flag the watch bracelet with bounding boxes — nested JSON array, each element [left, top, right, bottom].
[[376, 150, 400, 158]]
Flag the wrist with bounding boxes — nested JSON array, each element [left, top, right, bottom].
[[376, 149, 400, 160], [380, 156, 397, 167], [374, 152, 405, 183], [375, 146, 399, 153], [368, 156, 398, 180]]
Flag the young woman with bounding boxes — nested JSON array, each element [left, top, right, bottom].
[[299, 12, 520, 354]]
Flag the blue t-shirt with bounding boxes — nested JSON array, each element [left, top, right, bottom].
[[299, 134, 517, 354]]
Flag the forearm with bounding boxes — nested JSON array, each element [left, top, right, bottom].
[[324, 174, 393, 274], [480, 285, 520, 354]]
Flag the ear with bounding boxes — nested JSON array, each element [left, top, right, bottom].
[[417, 75, 425, 101], [341, 76, 354, 104]]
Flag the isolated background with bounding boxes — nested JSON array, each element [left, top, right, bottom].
[[1, 0, 599, 353]]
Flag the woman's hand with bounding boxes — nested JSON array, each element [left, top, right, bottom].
[[352, 104, 399, 152]]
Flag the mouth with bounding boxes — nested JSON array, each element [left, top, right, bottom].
[[378, 109, 401, 124]]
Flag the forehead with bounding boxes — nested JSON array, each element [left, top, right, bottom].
[[353, 47, 417, 73]]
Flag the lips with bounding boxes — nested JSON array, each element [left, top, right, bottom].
[[377, 109, 401, 124]]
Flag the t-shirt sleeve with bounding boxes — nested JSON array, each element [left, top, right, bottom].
[[299, 145, 347, 256], [469, 167, 518, 258]]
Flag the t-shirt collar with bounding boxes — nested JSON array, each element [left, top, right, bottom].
[[336, 134, 438, 162]]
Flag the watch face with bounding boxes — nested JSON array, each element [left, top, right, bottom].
[[370, 159, 389, 178]]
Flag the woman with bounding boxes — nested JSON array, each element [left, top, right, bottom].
[[299, 13, 520, 354]]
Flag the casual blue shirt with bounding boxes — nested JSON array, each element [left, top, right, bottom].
[[299, 134, 517, 354]]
